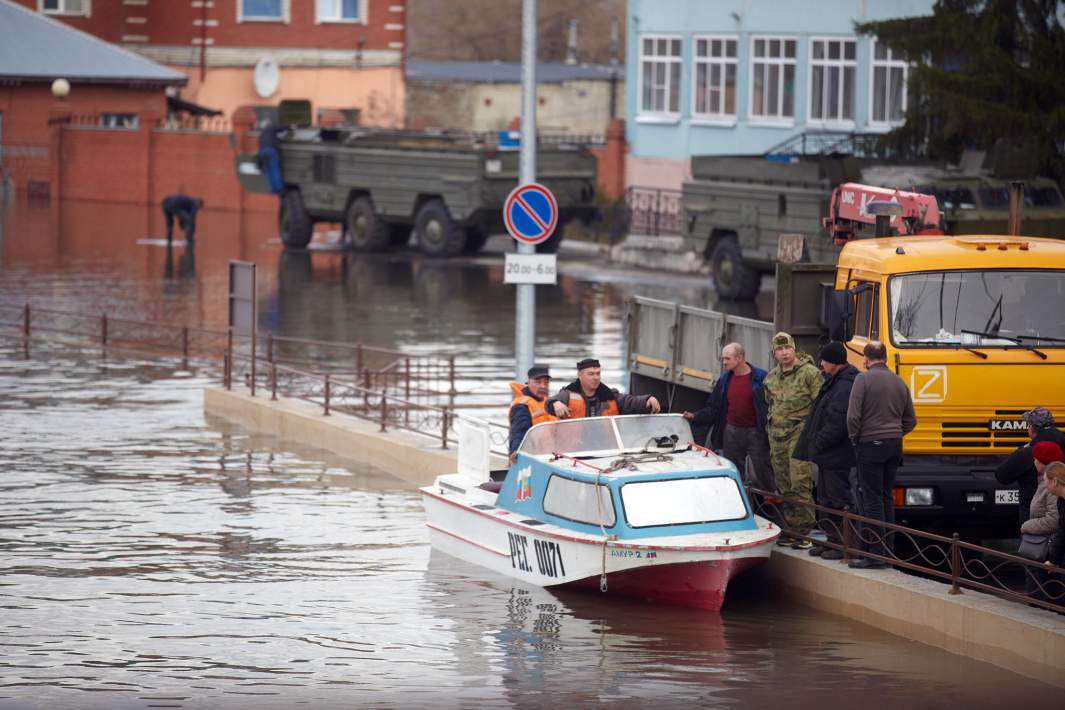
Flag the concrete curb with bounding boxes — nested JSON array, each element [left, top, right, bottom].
[[764, 547, 1065, 689], [203, 387, 507, 487]]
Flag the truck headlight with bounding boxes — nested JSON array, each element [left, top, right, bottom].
[[904, 488, 934, 506]]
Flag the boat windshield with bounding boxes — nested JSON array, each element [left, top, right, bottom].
[[890, 270, 1065, 347], [519, 415, 693, 457]]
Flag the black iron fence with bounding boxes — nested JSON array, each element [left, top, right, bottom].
[[749, 487, 1065, 615]]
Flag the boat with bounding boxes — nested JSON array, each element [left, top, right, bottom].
[[420, 413, 780, 611]]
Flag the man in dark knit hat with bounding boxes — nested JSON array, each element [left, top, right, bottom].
[[548, 358, 661, 419], [508, 365, 556, 464], [794, 341, 859, 559], [995, 406, 1065, 527]]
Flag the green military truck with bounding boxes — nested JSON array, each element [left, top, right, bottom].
[[235, 106, 599, 256], [682, 154, 1065, 300]]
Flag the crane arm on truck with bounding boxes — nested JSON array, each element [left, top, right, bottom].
[[823, 182, 944, 245]]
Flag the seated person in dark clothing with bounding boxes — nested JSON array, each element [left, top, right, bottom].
[[996, 407, 1065, 527], [162, 194, 204, 245]]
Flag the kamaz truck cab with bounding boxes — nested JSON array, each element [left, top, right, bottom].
[[826, 234, 1065, 536]]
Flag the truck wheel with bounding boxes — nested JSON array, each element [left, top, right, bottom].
[[279, 190, 313, 249], [415, 199, 466, 256], [389, 224, 412, 248], [534, 228, 563, 254], [346, 196, 390, 252], [462, 226, 488, 254], [711, 236, 760, 300]]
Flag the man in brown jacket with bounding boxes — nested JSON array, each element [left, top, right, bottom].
[[846, 341, 917, 568]]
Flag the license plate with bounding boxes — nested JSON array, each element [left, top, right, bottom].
[[995, 490, 1019, 505]]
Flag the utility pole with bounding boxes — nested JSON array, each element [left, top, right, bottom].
[[515, 0, 537, 381]]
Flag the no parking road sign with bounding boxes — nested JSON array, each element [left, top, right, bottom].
[[504, 183, 558, 245]]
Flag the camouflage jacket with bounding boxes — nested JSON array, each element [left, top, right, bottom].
[[763, 352, 822, 436]]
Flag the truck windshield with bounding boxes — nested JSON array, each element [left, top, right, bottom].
[[889, 270, 1065, 347]]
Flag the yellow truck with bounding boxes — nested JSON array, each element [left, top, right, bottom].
[[629, 232, 1065, 538]]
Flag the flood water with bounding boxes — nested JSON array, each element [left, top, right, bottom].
[[0, 198, 1059, 707]]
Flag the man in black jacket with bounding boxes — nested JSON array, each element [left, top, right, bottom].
[[995, 407, 1065, 527], [795, 342, 858, 560]]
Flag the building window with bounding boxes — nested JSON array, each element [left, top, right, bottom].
[[239, 0, 285, 22], [692, 35, 737, 121], [639, 35, 682, 117], [750, 36, 796, 122], [40, 0, 89, 16], [809, 38, 856, 124], [317, 0, 362, 23], [100, 113, 139, 130], [870, 41, 910, 127]]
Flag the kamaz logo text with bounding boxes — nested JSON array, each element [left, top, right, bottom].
[[988, 420, 1026, 431]]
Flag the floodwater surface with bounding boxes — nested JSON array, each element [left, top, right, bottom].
[[0, 199, 1059, 707]]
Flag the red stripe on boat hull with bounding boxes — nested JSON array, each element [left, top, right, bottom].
[[562, 557, 763, 611]]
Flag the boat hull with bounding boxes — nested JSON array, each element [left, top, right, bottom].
[[422, 485, 776, 612]]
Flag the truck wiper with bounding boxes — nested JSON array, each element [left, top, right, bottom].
[[1015, 334, 1065, 344], [960, 329, 1048, 360]]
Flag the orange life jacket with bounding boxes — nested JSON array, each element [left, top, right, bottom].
[[566, 392, 620, 418], [509, 382, 557, 425]]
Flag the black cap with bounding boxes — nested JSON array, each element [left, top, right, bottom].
[[527, 365, 551, 380], [576, 358, 601, 370], [820, 341, 848, 365]]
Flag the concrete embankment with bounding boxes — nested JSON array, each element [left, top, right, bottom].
[[204, 385, 1065, 687], [204, 387, 506, 487]]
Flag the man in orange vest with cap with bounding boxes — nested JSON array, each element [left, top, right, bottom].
[[509, 365, 557, 464], [548, 358, 661, 419]]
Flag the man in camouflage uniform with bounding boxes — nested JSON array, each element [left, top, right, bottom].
[[763, 331, 822, 546]]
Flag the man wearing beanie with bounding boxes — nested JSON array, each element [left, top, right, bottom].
[[995, 406, 1065, 527], [548, 358, 661, 419], [508, 365, 556, 464], [794, 341, 859, 559]]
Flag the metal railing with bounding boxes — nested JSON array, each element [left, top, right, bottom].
[[749, 487, 1065, 614], [0, 303, 515, 446], [623, 186, 684, 236]]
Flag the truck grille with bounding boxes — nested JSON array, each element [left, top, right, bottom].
[[939, 409, 1030, 450]]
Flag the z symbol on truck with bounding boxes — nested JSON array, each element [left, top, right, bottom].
[[910, 366, 947, 403]]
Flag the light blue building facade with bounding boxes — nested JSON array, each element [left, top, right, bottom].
[[626, 0, 935, 189]]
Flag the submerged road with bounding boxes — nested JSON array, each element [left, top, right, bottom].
[[0, 198, 1058, 706]]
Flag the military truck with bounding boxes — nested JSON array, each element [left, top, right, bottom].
[[628, 231, 1065, 540], [682, 154, 1065, 300], [235, 104, 599, 256]]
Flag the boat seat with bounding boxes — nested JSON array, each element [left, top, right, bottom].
[[479, 480, 504, 493]]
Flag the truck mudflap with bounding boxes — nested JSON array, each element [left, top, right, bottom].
[[891, 458, 1017, 539], [234, 153, 275, 194]]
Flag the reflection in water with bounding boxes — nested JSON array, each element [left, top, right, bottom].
[[164, 240, 196, 280]]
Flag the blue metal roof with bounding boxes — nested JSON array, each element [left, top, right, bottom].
[[407, 60, 623, 84], [0, 0, 186, 85]]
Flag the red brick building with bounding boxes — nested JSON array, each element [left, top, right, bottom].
[[12, 0, 408, 125]]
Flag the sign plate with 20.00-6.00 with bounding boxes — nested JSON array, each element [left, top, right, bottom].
[[504, 253, 557, 285]]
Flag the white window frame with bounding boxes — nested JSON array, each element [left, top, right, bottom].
[[748, 35, 797, 126], [691, 34, 738, 125], [807, 36, 857, 128], [237, 0, 290, 23], [39, 0, 90, 16], [637, 34, 683, 122], [316, 0, 368, 25], [868, 40, 911, 131]]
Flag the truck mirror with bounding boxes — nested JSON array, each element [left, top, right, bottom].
[[820, 287, 851, 341]]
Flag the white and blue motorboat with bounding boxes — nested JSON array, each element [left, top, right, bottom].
[[421, 414, 779, 611]]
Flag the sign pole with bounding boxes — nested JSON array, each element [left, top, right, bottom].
[[515, 0, 537, 382]]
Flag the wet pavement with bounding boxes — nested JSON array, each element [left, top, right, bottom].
[[0, 198, 1059, 707]]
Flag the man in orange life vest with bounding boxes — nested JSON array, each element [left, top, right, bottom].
[[509, 365, 557, 464], [548, 358, 661, 419]]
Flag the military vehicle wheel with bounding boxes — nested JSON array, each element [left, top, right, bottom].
[[711, 235, 760, 300], [462, 226, 488, 254], [389, 224, 412, 248], [279, 190, 313, 249], [346, 196, 391, 252], [534, 228, 563, 254], [415, 199, 466, 256]]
